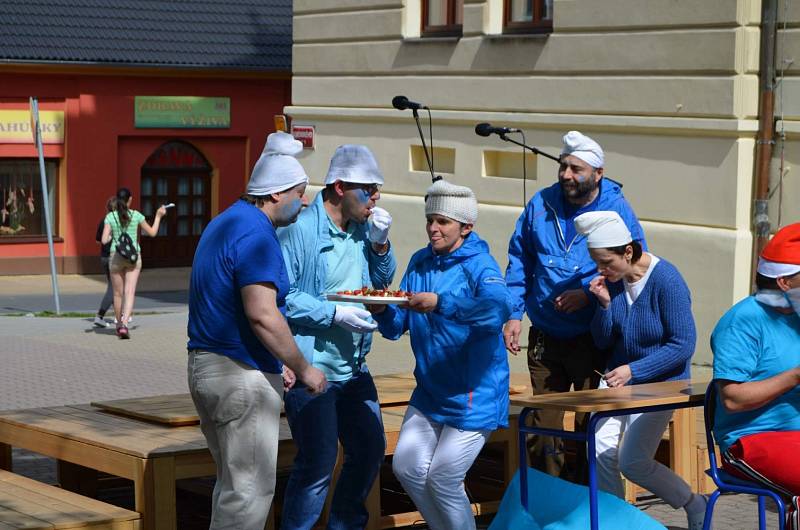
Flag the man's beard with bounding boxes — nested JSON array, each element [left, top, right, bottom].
[[560, 175, 598, 202]]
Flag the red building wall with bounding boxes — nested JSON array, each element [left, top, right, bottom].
[[0, 68, 291, 274]]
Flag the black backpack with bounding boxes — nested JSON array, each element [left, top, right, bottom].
[[114, 212, 139, 263]]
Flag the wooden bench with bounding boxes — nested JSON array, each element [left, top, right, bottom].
[[0, 469, 141, 529]]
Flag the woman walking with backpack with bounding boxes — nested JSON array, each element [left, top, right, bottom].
[[101, 187, 166, 339]]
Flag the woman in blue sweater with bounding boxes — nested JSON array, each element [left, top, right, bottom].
[[369, 180, 512, 530], [574, 210, 707, 530]]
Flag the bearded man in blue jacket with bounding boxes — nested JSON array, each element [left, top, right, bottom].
[[503, 131, 647, 482], [278, 144, 396, 530]]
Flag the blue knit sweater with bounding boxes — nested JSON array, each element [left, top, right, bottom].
[[590, 258, 696, 384]]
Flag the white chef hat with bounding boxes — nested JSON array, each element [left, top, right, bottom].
[[561, 130, 604, 169], [246, 132, 308, 195], [574, 211, 632, 248], [424, 179, 478, 225], [324, 145, 384, 185]]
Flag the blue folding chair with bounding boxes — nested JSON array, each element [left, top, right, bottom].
[[702, 382, 786, 530]]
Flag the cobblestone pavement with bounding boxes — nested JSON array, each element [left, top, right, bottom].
[[0, 271, 775, 529]]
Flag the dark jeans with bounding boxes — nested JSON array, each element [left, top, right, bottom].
[[97, 256, 113, 316], [526, 326, 606, 484], [282, 364, 385, 530]]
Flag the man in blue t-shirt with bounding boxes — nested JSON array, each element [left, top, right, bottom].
[[278, 144, 396, 530], [712, 223, 800, 524], [187, 132, 326, 530], [503, 131, 647, 482]]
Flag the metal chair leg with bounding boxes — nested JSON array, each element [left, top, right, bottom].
[[758, 496, 767, 530], [702, 490, 721, 530], [769, 492, 786, 530]]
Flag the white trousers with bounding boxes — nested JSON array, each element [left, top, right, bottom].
[[594, 380, 692, 509], [392, 405, 490, 530], [188, 351, 284, 530]]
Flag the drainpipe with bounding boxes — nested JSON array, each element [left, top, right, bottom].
[[751, 0, 778, 283]]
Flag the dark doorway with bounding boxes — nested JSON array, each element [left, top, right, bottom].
[[139, 141, 211, 268]]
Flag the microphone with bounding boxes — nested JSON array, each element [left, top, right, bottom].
[[392, 95, 426, 111], [475, 122, 521, 137]]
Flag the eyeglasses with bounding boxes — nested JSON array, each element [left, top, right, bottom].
[[343, 182, 381, 195]]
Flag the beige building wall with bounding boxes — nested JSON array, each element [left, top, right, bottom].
[[288, 0, 799, 365]]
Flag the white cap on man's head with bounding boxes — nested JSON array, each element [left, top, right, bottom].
[[246, 132, 308, 195], [561, 131, 604, 169], [424, 179, 478, 225], [324, 145, 384, 185], [574, 211, 632, 248]]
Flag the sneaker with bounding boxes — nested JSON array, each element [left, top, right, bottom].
[[116, 325, 130, 340], [113, 316, 132, 325], [686, 494, 708, 530], [93, 316, 109, 328]]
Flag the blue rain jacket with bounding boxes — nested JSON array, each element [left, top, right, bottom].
[[278, 191, 396, 365], [374, 232, 512, 431], [505, 179, 646, 339]]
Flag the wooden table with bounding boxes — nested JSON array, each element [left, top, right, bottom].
[[89, 372, 531, 425], [0, 404, 295, 530], [0, 372, 531, 530], [511, 379, 708, 530]]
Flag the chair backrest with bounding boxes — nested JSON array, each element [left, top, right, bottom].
[[703, 382, 722, 475]]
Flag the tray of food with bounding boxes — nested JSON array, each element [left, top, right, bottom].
[[326, 288, 413, 304]]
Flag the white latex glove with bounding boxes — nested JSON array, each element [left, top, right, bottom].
[[333, 305, 378, 333], [368, 207, 392, 245]]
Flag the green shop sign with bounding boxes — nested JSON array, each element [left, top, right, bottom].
[[134, 96, 230, 128]]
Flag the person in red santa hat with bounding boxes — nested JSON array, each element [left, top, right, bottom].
[[711, 222, 800, 529]]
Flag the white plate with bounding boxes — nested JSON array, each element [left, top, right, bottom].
[[326, 293, 410, 304]]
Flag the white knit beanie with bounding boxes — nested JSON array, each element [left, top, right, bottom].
[[424, 180, 478, 225]]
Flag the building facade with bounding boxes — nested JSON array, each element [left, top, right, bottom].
[[0, 0, 292, 274], [288, 0, 800, 364]]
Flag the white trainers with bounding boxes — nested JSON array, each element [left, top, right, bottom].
[[686, 494, 708, 530], [93, 316, 110, 328]]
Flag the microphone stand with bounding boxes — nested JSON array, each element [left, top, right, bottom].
[[497, 133, 561, 163], [412, 108, 441, 183]]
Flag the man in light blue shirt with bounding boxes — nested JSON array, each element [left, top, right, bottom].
[[278, 144, 396, 530], [712, 223, 800, 522]]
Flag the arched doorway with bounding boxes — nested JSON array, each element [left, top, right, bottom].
[[139, 141, 212, 268]]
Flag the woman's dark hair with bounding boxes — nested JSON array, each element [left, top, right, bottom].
[[606, 240, 643, 264], [115, 188, 131, 226]]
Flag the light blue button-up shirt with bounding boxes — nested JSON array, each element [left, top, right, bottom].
[[317, 216, 369, 379]]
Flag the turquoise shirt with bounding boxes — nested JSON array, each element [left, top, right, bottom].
[[313, 216, 370, 380], [711, 296, 800, 452]]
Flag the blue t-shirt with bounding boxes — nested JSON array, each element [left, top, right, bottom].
[[187, 200, 288, 373], [711, 296, 800, 452]]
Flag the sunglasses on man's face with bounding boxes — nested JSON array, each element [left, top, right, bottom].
[[343, 183, 381, 195]]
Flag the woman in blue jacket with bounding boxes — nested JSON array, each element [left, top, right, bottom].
[[574, 211, 707, 530], [370, 180, 512, 530]]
